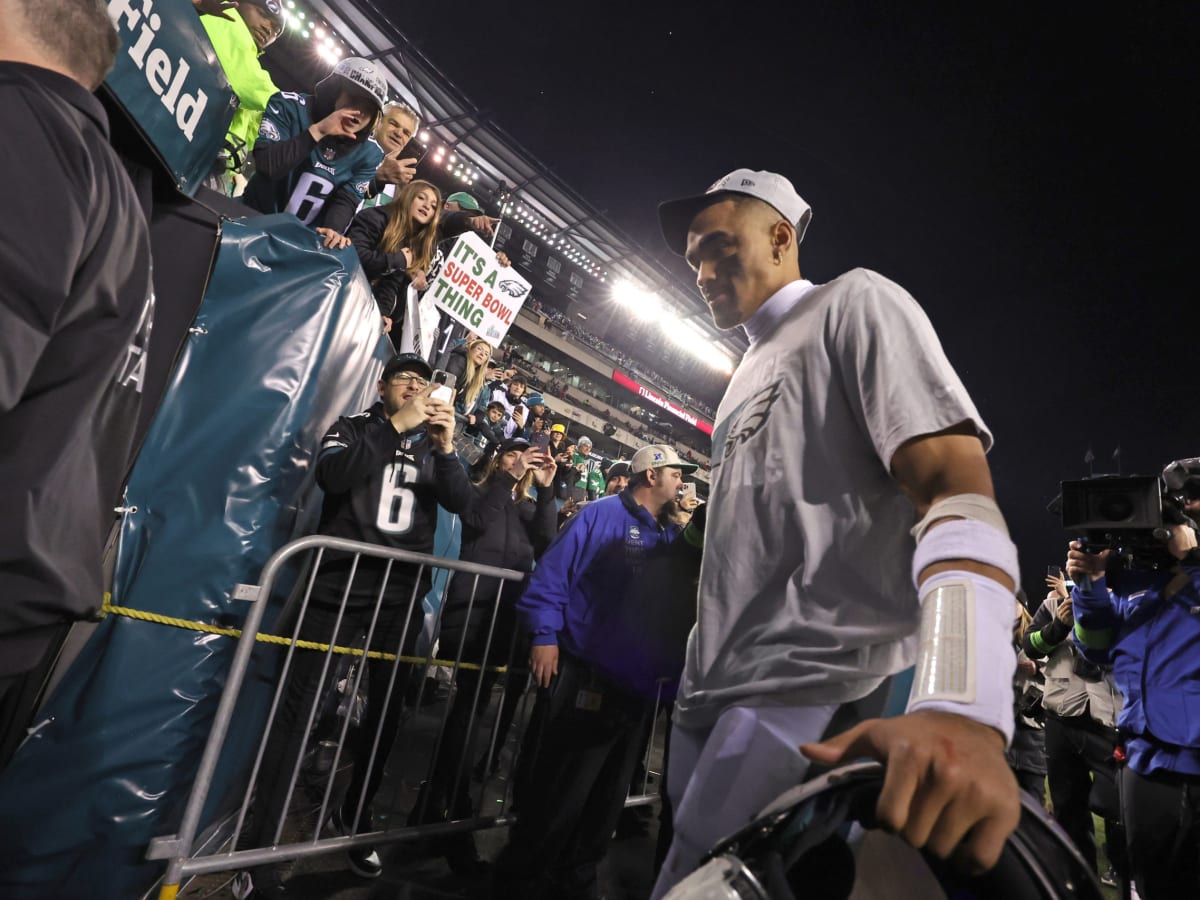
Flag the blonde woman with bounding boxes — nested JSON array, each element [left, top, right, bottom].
[[445, 337, 492, 419]]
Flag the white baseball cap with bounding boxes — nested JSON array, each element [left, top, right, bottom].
[[630, 444, 699, 474], [658, 168, 813, 255]]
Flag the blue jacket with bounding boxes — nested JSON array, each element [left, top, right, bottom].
[[517, 490, 682, 696], [1072, 566, 1200, 776]]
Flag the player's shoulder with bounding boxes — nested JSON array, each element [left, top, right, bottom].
[[819, 267, 924, 324]]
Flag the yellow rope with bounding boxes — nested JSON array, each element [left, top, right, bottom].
[[99, 595, 507, 673]]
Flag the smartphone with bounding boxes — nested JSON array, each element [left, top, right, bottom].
[[402, 137, 429, 162], [532, 432, 551, 450], [1046, 565, 1063, 579], [680, 483, 698, 503], [430, 369, 456, 403]]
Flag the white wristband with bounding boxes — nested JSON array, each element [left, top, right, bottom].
[[906, 570, 1016, 745], [911, 517, 1020, 589]]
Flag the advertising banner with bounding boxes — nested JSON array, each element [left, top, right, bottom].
[[429, 231, 532, 347], [105, 0, 238, 195], [612, 370, 714, 436]]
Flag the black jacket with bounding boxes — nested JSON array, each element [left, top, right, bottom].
[[346, 205, 413, 317], [313, 402, 473, 606], [438, 473, 557, 648], [0, 63, 152, 634]]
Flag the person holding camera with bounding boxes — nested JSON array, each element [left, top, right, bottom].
[[242, 353, 472, 894], [1020, 571, 1123, 882], [1067, 478, 1200, 900], [411, 436, 558, 875]]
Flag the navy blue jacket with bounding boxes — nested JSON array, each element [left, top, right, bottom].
[[517, 491, 683, 696], [1072, 566, 1200, 776]]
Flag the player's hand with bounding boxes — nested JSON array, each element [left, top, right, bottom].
[[1066, 541, 1110, 582], [530, 644, 559, 688], [193, 0, 238, 19], [381, 316, 392, 334], [316, 227, 350, 250], [800, 710, 1020, 873], [376, 150, 417, 185]]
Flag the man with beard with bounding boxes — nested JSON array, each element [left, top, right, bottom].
[[0, 0, 153, 767]]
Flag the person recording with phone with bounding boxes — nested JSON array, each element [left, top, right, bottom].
[[412, 436, 558, 875], [1066, 458, 1200, 900], [361, 101, 421, 205], [242, 353, 472, 892]]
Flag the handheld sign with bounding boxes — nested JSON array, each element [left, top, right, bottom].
[[428, 232, 532, 348]]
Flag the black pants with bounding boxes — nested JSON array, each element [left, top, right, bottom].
[[1121, 765, 1200, 900], [415, 625, 527, 824], [246, 598, 422, 860], [493, 654, 648, 900], [1044, 712, 1122, 873]]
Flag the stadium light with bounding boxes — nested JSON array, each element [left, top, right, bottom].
[[611, 280, 660, 321]]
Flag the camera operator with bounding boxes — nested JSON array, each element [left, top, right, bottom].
[[1066, 469, 1200, 900]]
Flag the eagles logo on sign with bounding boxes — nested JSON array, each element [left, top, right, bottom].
[[722, 380, 783, 460], [497, 279, 530, 299]]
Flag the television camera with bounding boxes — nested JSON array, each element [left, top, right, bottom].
[[1057, 457, 1200, 573]]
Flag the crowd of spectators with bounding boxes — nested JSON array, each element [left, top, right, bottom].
[[526, 299, 718, 420], [505, 337, 712, 467], [7, 7, 1198, 900]]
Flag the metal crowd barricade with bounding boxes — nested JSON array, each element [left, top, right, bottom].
[[149, 534, 671, 898]]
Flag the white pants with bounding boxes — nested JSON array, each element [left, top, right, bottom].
[[650, 703, 839, 900]]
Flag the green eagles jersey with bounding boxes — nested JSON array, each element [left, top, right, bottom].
[[243, 91, 383, 225], [573, 450, 606, 494]]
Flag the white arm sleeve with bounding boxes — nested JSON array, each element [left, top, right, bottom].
[[906, 518, 1019, 744]]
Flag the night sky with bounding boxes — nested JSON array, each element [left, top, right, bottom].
[[370, 2, 1193, 597]]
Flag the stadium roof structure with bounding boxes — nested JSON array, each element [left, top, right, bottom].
[[271, 0, 749, 382]]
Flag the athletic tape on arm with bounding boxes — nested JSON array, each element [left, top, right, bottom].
[[911, 493, 1010, 543], [907, 514, 1019, 744]]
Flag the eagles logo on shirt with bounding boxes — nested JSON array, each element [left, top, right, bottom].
[[259, 118, 280, 142], [322, 146, 338, 161], [721, 380, 783, 461]]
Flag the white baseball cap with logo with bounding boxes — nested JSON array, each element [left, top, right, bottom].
[[657, 168, 813, 255], [630, 444, 699, 474]]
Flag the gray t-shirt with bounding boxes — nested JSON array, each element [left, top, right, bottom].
[[674, 269, 992, 729]]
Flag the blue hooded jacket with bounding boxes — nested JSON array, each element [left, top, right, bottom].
[[1072, 565, 1200, 776], [516, 490, 684, 697]]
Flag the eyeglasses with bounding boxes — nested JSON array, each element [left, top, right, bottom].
[[387, 372, 429, 388]]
